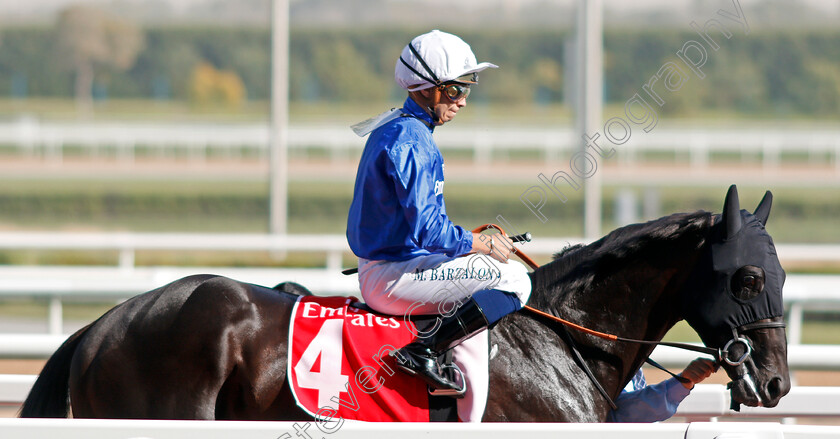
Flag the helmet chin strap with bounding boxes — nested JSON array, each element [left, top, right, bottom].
[[424, 88, 443, 125], [410, 88, 443, 126], [427, 112, 441, 126]]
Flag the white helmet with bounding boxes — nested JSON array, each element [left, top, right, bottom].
[[395, 30, 498, 92]]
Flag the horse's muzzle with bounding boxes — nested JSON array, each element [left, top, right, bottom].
[[727, 364, 790, 409]]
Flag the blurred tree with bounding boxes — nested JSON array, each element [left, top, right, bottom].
[[603, 30, 685, 104], [188, 62, 246, 108], [752, 33, 807, 115], [54, 5, 145, 117], [799, 60, 840, 114], [530, 58, 563, 103], [156, 40, 203, 99], [2, 24, 840, 119], [703, 54, 767, 113], [482, 66, 532, 103], [309, 38, 388, 102], [654, 60, 707, 116], [229, 44, 269, 100]]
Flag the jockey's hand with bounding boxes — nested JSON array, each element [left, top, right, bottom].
[[678, 358, 718, 389], [472, 232, 513, 264]]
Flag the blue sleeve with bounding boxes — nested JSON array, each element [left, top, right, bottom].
[[387, 141, 472, 257], [607, 377, 691, 423]]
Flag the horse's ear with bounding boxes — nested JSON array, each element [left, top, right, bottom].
[[722, 184, 742, 239], [753, 191, 773, 226]]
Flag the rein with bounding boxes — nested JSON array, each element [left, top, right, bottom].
[[521, 304, 720, 359], [473, 224, 720, 359]]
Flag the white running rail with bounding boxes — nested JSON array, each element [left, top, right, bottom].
[[0, 418, 837, 438], [3, 119, 840, 171]]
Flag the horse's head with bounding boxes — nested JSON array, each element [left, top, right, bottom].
[[682, 185, 790, 408]]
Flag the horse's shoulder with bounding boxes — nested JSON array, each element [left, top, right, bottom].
[[491, 312, 570, 359]]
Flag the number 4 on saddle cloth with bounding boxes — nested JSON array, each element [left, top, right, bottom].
[[288, 295, 473, 422]]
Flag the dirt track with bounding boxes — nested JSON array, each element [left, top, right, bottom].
[[1, 155, 839, 186]]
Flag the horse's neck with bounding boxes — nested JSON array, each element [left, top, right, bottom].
[[540, 263, 683, 345], [529, 213, 712, 384]]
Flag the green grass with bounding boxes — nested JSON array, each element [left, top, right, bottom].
[[0, 178, 838, 243], [0, 98, 271, 123], [0, 300, 115, 321], [8, 98, 840, 127], [0, 98, 574, 126]]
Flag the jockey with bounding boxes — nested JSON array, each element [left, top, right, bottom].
[[346, 29, 532, 399]]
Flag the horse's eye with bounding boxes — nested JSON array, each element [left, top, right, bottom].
[[731, 266, 765, 301]]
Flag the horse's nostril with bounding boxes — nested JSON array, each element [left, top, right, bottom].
[[766, 376, 787, 401]]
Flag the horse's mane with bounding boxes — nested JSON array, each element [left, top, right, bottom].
[[528, 210, 713, 310]]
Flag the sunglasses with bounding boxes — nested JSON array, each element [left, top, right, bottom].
[[439, 83, 471, 101]]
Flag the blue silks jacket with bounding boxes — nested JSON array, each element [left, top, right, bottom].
[[346, 97, 473, 261], [607, 369, 690, 423]]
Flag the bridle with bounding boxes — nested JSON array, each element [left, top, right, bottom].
[[724, 320, 786, 366], [472, 224, 786, 409]]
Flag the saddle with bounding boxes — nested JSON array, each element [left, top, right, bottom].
[[286, 295, 470, 422], [350, 301, 466, 397]]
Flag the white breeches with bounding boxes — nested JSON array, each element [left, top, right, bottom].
[[357, 252, 531, 316]]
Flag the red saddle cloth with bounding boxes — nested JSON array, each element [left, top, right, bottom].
[[287, 295, 431, 422]]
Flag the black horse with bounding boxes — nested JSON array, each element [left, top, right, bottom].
[[20, 185, 789, 421]]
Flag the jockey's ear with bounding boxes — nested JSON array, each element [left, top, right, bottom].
[[721, 185, 742, 240], [753, 191, 772, 226]]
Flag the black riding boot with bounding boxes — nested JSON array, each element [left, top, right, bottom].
[[393, 298, 488, 392]]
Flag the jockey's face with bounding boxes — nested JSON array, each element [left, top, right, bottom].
[[414, 86, 468, 125]]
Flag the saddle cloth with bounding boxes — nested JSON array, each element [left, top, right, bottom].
[[288, 295, 435, 421]]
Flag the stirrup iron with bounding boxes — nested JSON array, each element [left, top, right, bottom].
[[428, 363, 467, 398]]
